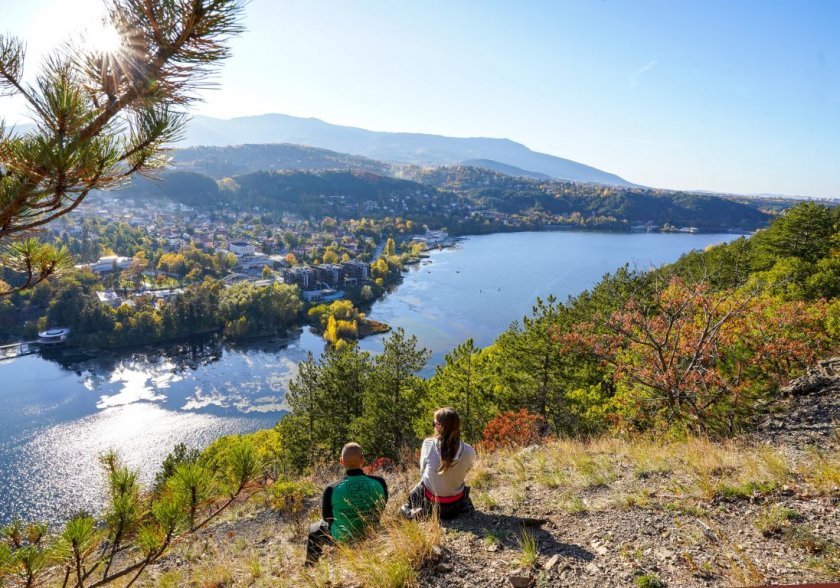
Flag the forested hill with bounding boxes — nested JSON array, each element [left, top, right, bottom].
[[124, 170, 463, 221], [122, 167, 773, 231], [172, 144, 393, 178], [400, 165, 774, 230], [460, 158, 551, 180]]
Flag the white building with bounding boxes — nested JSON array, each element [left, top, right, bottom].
[[236, 252, 271, 271], [75, 255, 132, 274], [96, 290, 124, 307], [228, 241, 256, 256]]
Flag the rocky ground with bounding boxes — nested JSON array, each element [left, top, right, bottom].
[[140, 360, 839, 588], [759, 357, 840, 448]]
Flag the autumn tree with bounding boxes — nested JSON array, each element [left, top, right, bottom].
[[0, 0, 245, 294], [384, 236, 396, 257], [571, 275, 832, 435]]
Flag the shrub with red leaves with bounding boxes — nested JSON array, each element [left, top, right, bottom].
[[479, 409, 543, 453], [363, 456, 395, 474]]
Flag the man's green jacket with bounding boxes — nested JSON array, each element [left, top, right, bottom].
[[322, 468, 388, 542]]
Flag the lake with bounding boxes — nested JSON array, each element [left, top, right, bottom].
[[0, 230, 739, 524]]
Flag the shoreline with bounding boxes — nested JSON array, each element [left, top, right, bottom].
[[0, 227, 738, 360]]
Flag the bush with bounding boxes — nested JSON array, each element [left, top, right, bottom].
[[479, 409, 543, 453], [270, 478, 319, 516], [635, 571, 666, 588], [363, 457, 395, 475], [154, 443, 200, 493]]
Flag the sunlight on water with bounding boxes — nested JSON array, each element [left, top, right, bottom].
[[0, 338, 312, 525], [96, 364, 172, 408], [0, 403, 275, 524]]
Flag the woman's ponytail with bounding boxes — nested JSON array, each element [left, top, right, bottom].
[[434, 407, 461, 473]]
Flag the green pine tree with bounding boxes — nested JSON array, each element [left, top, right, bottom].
[[0, 0, 244, 295], [353, 328, 430, 459], [427, 338, 492, 443]]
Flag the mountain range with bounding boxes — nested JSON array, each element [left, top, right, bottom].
[[183, 113, 632, 186]]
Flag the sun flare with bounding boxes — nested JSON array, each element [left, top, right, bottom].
[[86, 21, 122, 55]]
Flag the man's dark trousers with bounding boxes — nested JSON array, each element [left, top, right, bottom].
[[305, 520, 331, 566]]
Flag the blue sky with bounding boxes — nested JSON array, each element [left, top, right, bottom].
[[3, 0, 839, 198]]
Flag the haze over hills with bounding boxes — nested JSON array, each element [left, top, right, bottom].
[[170, 143, 557, 184], [460, 159, 550, 180], [172, 144, 393, 178], [184, 113, 633, 187]]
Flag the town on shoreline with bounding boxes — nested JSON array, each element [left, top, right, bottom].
[[0, 174, 774, 357]]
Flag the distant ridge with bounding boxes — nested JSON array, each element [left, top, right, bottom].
[[460, 159, 550, 180], [183, 113, 633, 187], [171, 143, 391, 178]]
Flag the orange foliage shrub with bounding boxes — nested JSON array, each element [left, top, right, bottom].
[[363, 457, 395, 474], [479, 409, 543, 453]]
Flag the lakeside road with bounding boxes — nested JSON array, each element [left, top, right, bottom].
[[0, 230, 739, 524]]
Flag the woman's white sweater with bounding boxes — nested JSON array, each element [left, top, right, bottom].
[[419, 437, 476, 497]]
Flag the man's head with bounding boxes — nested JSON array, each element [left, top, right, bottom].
[[340, 442, 364, 469]]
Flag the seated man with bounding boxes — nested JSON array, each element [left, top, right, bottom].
[[305, 442, 388, 566]]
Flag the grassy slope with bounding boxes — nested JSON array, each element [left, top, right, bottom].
[[137, 429, 839, 588]]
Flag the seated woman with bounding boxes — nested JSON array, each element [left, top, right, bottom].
[[402, 407, 476, 520]]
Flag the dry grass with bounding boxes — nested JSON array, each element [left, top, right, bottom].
[[802, 449, 840, 493], [326, 516, 443, 588], [137, 434, 838, 587], [468, 464, 493, 489], [557, 491, 588, 514], [490, 436, 812, 506], [151, 511, 442, 588], [517, 528, 538, 568], [754, 504, 800, 536]]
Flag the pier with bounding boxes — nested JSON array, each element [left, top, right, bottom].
[[0, 342, 37, 361]]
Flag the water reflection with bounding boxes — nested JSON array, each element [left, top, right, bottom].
[[2, 403, 276, 524], [0, 331, 322, 524]]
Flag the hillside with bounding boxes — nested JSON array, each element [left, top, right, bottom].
[[2, 205, 836, 587], [122, 169, 460, 217], [133, 366, 839, 587], [403, 165, 773, 230], [172, 144, 393, 178], [121, 166, 771, 231], [182, 113, 634, 186], [458, 159, 550, 180]]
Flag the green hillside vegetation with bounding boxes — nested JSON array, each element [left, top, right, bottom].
[[273, 202, 838, 471], [122, 166, 776, 234], [459, 159, 551, 180], [172, 144, 393, 178], [124, 170, 463, 224], [402, 165, 774, 231], [1, 203, 837, 587]]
